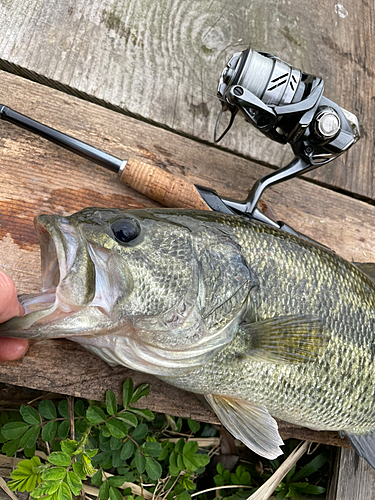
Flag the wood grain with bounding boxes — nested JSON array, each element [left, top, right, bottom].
[[0, 71, 374, 450], [327, 448, 375, 499], [0, 0, 373, 201]]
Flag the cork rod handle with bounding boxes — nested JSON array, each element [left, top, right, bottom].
[[120, 158, 210, 210]]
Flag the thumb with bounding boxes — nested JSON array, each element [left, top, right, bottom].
[[0, 271, 28, 361], [0, 271, 24, 323]]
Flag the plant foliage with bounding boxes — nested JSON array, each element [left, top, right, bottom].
[[0, 381, 328, 500]]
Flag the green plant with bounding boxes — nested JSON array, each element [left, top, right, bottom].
[[271, 447, 328, 499], [0, 381, 330, 500], [213, 463, 255, 499], [1, 379, 210, 500]]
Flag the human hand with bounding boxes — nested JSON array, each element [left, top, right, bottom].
[[0, 270, 28, 361]]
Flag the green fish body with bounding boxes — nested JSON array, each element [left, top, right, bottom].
[[1, 208, 375, 464]]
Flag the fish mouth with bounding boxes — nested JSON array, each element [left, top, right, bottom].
[[20, 215, 81, 327], [1, 214, 95, 337]]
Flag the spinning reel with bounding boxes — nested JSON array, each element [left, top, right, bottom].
[[197, 46, 360, 233]]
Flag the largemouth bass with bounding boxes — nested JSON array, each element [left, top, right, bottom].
[[2, 208, 375, 466]]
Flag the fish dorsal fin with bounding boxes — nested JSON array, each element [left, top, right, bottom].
[[354, 262, 375, 283], [344, 430, 375, 469], [205, 394, 283, 459], [239, 314, 327, 364]]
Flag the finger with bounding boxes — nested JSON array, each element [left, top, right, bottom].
[[0, 337, 29, 361], [0, 270, 24, 323]]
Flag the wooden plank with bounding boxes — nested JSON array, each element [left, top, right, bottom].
[[327, 448, 375, 499], [0, 0, 373, 201], [0, 71, 374, 448]]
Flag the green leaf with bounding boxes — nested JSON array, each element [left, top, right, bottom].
[[99, 480, 110, 500], [109, 486, 123, 500], [182, 441, 198, 455], [112, 448, 125, 468], [1, 421, 29, 440], [106, 390, 118, 416], [76, 419, 88, 434], [61, 439, 78, 456], [15, 457, 40, 474], [120, 439, 135, 460], [101, 427, 111, 438], [169, 451, 181, 476], [20, 405, 40, 425], [91, 469, 103, 486], [285, 464, 296, 483], [42, 420, 58, 442], [108, 476, 128, 487], [58, 401, 69, 418], [116, 411, 138, 427], [131, 423, 148, 441], [44, 481, 60, 495], [134, 448, 146, 473], [73, 462, 86, 480], [99, 434, 111, 452], [216, 463, 225, 475], [42, 467, 67, 481], [20, 425, 40, 449], [292, 453, 328, 481], [48, 452, 72, 467], [142, 441, 162, 457], [110, 436, 123, 450], [24, 444, 37, 458], [106, 419, 128, 439], [175, 438, 184, 454], [145, 456, 162, 480], [92, 451, 112, 469], [58, 421, 71, 439], [294, 483, 325, 495], [86, 448, 99, 459], [58, 482, 72, 500], [2, 438, 21, 457], [86, 406, 107, 424], [176, 492, 191, 500], [177, 454, 185, 471], [157, 441, 169, 461], [67, 471, 83, 496], [38, 400, 57, 420], [122, 379, 134, 408], [187, 419, 200, 434], [128, 407, 154, 421], [130, 384, 150, 404], [181, 477, 195, 491], [182, 441, 209, 472], [74, 400, 85, 416], [24, 474, 39, 493]]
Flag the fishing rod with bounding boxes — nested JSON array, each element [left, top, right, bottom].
[[0, 45, 360, 237]]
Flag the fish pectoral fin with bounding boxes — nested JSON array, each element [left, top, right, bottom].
[[239, 314, 327, 364], [205, 394, 283, 460], [343, 430, 375, 469], [354, 262, 375, 283]]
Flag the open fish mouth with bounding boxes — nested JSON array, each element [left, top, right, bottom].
[[1, 214, 98, 337]]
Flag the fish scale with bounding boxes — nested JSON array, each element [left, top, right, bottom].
[[1, 208, 375, 465]]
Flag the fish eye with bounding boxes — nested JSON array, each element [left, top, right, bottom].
[[111, 219, 141, 244]]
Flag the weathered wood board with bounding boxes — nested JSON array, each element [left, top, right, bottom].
[[327, 448, 375, 499], [0, 71, 374, 450], [0, 0, 373, 201]]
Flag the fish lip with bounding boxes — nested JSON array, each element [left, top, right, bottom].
[[19, 215, 78, 315], [35, 215, 66, 292]]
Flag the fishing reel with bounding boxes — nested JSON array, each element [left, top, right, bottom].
[[197, 46, 360, 234]]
